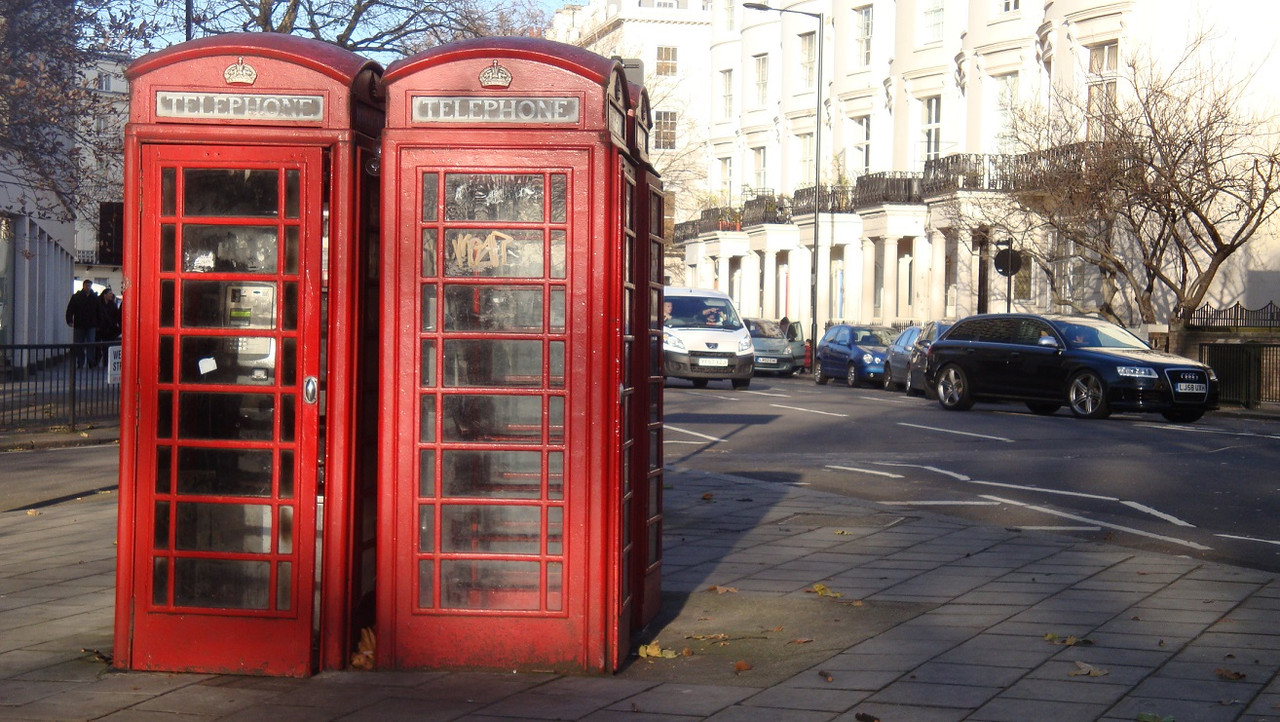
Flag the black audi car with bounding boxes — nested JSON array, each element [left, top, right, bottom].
[[924, 313, 1218, 422]]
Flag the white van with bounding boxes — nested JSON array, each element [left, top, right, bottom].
[[662, 287, 754, 389]]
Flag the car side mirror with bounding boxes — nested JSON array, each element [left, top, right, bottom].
[[1037, 336, 1060, 348]]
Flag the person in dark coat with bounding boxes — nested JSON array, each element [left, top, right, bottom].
[[96, 288, 122, 366], [65, 279, 101, 368]]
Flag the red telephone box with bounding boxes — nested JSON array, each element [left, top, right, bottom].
[[377, 37, 662, 672], [115, 34, 384, 676]]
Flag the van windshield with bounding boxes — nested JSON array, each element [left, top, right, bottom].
[[664, 297, 744, 330]]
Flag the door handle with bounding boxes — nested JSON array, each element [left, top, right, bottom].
[[303, 376, 318, 405]]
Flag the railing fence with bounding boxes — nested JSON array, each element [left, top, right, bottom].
[[0, 343, 122, 431]]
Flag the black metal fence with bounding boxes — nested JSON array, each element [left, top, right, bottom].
[[1199, 342, 1280, 409], [0, 343, 122, 431]]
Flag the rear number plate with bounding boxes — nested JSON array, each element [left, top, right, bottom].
[[756, 357, 776, 364], [697, 357, 729, 367], [1176, 382, 1206, 393]]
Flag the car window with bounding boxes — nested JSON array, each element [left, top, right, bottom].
[[1014, 319, 1056, 346], [746, 319, 783, 338], [665, 297, 744, 330], [1049, 318, 1148, 349], [835, 328, 851, 345]]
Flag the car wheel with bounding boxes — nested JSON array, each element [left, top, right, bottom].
[[732, 378, 750, 390], [691, 378, 709, 389], [935, 364, 974, 411], [1025, 401, 1061, 416], [814, 364, 829, 385], [882, 364, 897, 391], [905, 371, 922, 397], [1067, 371, 1110, 419], [783, 368, 797, 378], [846, 364, 860, 388], [1161, 408, 1204, 423]]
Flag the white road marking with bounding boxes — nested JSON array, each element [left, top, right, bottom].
[[741, 390, 790, 398], [896, 422, 1015, 443], [770, 404, 849, 417], [980, 495, 1212, 551], [1013, 526, 1102, 531], [1216, 534, 1280, 547], [826, 465, 904, 479], [881, 500, 1000, 506], [665, 440, 708, 445], [662, 424, 726, 443], [1122, 500, 1196, 527], [873, 462, 971, 481], [1135, 422, 1280, 441]]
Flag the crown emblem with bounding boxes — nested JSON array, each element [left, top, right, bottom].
[[478, 60, 512, 89], [224, 57, 258, 85]]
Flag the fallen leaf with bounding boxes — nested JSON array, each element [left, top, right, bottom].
[[705, 585, 738, 594], [787, 638, 814, 645], [1068, 661, 1109, 677], [809, 583, 842, 598], [681, 647, 693, 657], [733, 660, 752, 674], [818, 670, 834, 682], [26, 509, 41, 516], [841, 599, 865, 607], [835, 530, 851, 535], [701, 492, 715, 500], [1216, 668, 1247, 681], [638, 642, 662, 658], [1044, 633, 1093, 646], [687, 633, 730, 641]]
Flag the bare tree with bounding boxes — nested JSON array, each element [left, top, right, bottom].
[[951, 35, 1280, 327]]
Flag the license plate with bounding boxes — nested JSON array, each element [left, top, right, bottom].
[[1176, 382, 1206, 393], [756, 357, 777, 364], [697, 357, 729, 367]]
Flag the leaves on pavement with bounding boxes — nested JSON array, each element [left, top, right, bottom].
[[808, 583, 842, 598], [1044, 632, 1094, 646], [705, 585, 738, 594], [1216, 667, 1247, 680], [1068, 661, 1109, 677]]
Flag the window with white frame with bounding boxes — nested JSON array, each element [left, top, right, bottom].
[[654, 111, 677, 150], [721, 69, 734, 118], [752, 146, 767, 189], [853, 6, 873, 67], [997, 0, 1019, 13], [851, 115, 871, 176], [1087, 41, 1118, 141], [993, 73, 1019, 153], [723, 0, 735, 30], [800, 32, 816, 89], [919, 0, 943, 45], [922, 96, 942, 162], [96, 71, 113, 92], [797, 133, 814, 183], [719, 156, 734, 197], [656, 46, 677, 76], [753, 54, 769, 107]]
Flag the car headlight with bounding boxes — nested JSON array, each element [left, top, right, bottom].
[[738, 337, 753, 353], [1206, 367, 1218, 381], [1116, 366, 1157, 378], [862, 353, 874, 364], [664, 332, 685, 351]]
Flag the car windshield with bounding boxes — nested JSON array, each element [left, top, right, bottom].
[[852, 328, 895, 346], [746, 319, 783, 338], [1049, 318, 1148, 349], [664, 297, 744, 330]]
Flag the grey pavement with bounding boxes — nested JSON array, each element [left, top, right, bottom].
[[4, 420, 1280, 720]]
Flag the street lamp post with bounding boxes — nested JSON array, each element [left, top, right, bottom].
[[743, 1, 823, 363]]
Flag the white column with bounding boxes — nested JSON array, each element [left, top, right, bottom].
[[881, 238, 898, 325], [741, 251, 762, 317], [860, 238, 877, 325], [716, 255, 731, 295], [761, 251, 778, 318]]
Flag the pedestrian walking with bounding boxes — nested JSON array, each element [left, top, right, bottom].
[[65, 279, 101, 368], [96, 288, 122, 367]]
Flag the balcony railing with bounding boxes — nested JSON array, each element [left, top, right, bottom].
[[852, 172, 922, 209], [922, 153, 1024, 195], [673, 220, 701, 243], [696, 206, 742, 234], [791, 185, 857, 215], [741, 193, 792, 227]]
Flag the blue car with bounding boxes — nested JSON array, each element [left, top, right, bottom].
[[814, 324, 897, 388]]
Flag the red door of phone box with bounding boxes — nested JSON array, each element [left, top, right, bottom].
[[375, 37, 663, 673], [115, 33, 384, 676]]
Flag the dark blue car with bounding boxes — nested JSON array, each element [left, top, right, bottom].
[[813, 324, 896, 388]]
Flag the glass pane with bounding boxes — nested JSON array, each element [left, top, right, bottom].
[[550, 288, 565, 333], [547, 561, 562, 611], [444, 286, 543, 332], [152, 557, 168, 605], [158, 336, 174, 383], [154, 502, 170, 550], [182, 225, 278, 274], [281, 395, 295, 442], [550, 341, 564, 388], [549, 396, 564, 444], [284, 226, 299, 274], [422, 229, 437, 277], [280, 451, 294, 498], [174, 558, 270, 609], [284, 169, 300, 218], [421, 339, 437, 387], [177, 392, 274, 440], [421, 285, 437, 331], [442, 450, 542, 498], [157, 391, 173, 439], [419, 395, 437, 442], [443, 339, 542, 387], [550, 174, 567, 223], [442, 505, 541, 555], [176, 447, 273, 496], [278, 506, 293, 554], [283, 282, 297, 330], [160, 280, 175, 327], [444, 173, 543, 221], [421, 172, 438, 222], [549, 452, 563, 500], [418, 560, 435, 609], [161, 224, 176, 272], [547, 506, 563, 555], [281, 338, 297, 386], [550, 231, 566, 279], [180, 336, 276, 385], [443, 395, 543, 444], [183, 169, 279, 217], [419, 449, 436, 496], [443, 229, 544, 278], [182, 281, 276, 329], [155, 446, 172, 494], [442, 560, 540, 611], [418, 505, 435, 553], [161, 167, 176, 216], [277, 561, 291, 611], [175, 502, 272, 552]]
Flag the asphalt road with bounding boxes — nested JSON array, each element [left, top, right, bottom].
[[664, 372, 1280, 574]]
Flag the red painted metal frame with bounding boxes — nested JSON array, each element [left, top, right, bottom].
[[117, 33, 383, 676]]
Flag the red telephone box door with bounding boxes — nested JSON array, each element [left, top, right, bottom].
[[126, 144, 325, 676], [381, 146, 600, 669]]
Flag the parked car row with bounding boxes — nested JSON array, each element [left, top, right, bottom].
[[808, 312, 1219, 424]]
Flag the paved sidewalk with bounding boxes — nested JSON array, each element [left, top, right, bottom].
[[5, 458, 1280, 721]]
